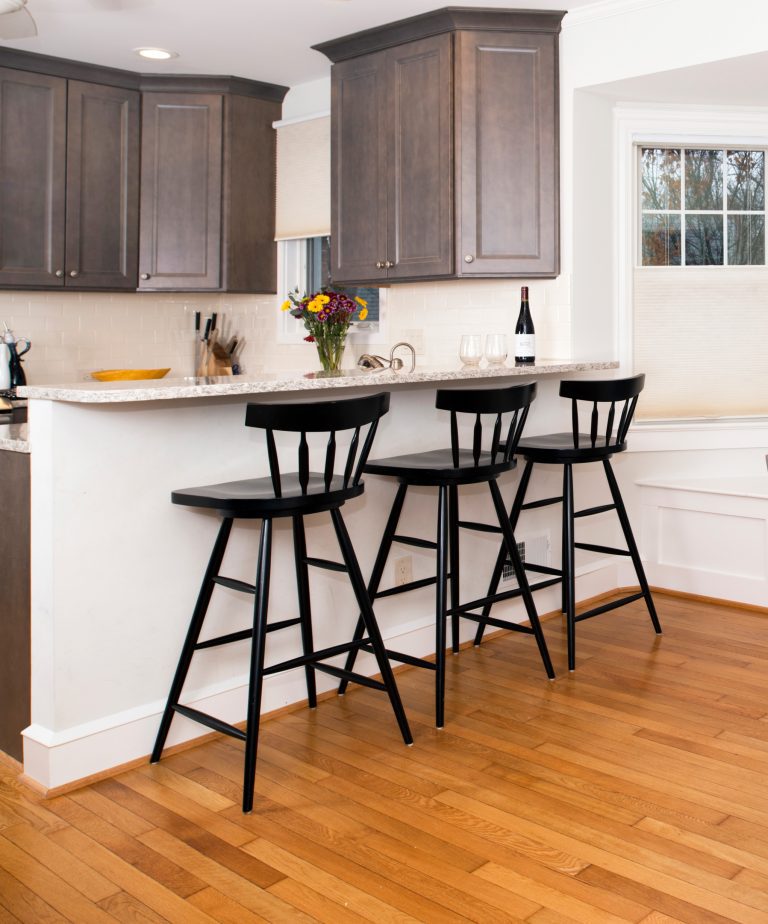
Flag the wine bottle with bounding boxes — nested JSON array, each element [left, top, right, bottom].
[[514, 286, 535, 365]]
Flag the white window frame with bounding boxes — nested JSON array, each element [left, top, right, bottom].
[[638, 144, 767, 267], [276, 238, 388, 347], [615, 103, 768, 443]]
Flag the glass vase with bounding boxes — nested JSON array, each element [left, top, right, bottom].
[[314, 329, 347, 372]]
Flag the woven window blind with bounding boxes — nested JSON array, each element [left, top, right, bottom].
[[633, 268, 768, 418], [274, 115, 331, 241]]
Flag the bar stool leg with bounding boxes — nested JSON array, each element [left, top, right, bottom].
[[242, 518, 272, 813], [488, 479, 555, 680], [435, 485, 449, 728], [603, 459, 662, 635], [448, 484, 460, 654], [474, 459, 535, 647], [151, 517, 234, 764], [330, 508, 413, 746], [338, 482, 408, 696], [562, 463, 577, 671], [292, 514, 318, 708]]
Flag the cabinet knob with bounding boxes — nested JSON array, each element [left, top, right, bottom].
[[140, 273, 151, 280], [69, 270, 79, 278], [375, 261, 384, 269], [384, 260, 394, 269], [464, 254, 474, 264], [54, 270, 64, 278]]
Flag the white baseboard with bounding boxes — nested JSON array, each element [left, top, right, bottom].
[[21, 561, 623, 792]]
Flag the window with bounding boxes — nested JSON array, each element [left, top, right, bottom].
[[278, 236, 385, 343], [640, 146, 766, 266]]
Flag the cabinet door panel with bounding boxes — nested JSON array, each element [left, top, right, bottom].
[[457, 31, 559, 277], [139, 93, 222, 290], [388, 34, 453, 279], [0, 68, 66, 287], [0, 450, 29, 762], [330, 53, 388, 284], [66, 81, 139, 289]]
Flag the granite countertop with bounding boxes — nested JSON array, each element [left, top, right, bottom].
[[17, 359, 619, 404], [0, 422, 30, 453]]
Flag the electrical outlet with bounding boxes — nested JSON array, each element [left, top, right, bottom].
[[394, 556, 413, 587]]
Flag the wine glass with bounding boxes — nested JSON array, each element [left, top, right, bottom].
[[484, 334, 508, 366], [459, 334, 483, 366]]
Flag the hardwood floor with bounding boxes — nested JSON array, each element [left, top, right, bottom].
[[3, 591, 768, 922]]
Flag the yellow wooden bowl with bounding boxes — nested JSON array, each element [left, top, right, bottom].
[[91, 368, 171, 382]]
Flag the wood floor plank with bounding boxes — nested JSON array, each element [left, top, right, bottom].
[[3, 594, 768, 923]]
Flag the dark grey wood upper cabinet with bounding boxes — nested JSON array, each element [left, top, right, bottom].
[[139, 87, 284, 293], [331, 34, 452, 284], [139, 93, 223, 291], [66, 80, 139, 289], [316, 8, 564, 284], [0, 50, 288, 293], [0, 68, 66, 287], [456, 30, 558, 277], [0, 67, 138, 289]]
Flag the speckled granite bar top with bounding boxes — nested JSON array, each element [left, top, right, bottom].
[[0, 422, 30, 453], [17, 360, 618, 404]]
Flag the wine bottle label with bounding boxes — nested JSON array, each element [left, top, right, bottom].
[[514, 334, 535, 358]]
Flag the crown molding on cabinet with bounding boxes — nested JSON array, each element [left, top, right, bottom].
[[0, 47, 288, 102], [313, 6, 565, 63]]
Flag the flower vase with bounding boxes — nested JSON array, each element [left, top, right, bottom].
[[315, 330, 347, 373]]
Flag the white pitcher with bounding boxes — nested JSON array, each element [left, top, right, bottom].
[[0, 343, 9, 391]]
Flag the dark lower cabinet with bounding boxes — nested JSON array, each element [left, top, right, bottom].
[[318, 8, 564, 284], [0, 450, 30, 762]]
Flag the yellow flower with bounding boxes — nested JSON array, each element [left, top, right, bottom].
[[354, 296, 367, 308], [317, 294, 331, 304], [358, 307, 368, 320], [280, 299, 292, 311], [307, 298, 322, 313]]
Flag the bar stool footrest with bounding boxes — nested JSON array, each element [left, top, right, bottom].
[[375, 575, 445, 598], [313, 662, 387, 691], [575, 590, 645, 623], [574, 541, 631, 556], [457, 520, 503, 534], [358, 642, 436, 671], [575, 502, 616, 518], [452, 575, 562, 615], [392, 534, 438, 550], [173, 704, 247, 741], [263, 637, 370, 675], [304, 556, 348, 573], [214, 575, 256, 594]]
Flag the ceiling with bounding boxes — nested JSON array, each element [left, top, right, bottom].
[[0, 0, 593, 89]]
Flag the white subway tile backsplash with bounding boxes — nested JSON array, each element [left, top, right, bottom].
[[0, 278, 571, 385]]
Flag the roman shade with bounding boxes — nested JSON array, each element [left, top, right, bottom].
[[274, 114, 331, 241]]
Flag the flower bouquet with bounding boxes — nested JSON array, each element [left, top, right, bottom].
[[282, 288, 368, 372]]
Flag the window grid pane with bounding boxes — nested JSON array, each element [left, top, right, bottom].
[[639, 146, 767, 267]]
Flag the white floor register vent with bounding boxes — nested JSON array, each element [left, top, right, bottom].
[[501, 534, 550, 586]]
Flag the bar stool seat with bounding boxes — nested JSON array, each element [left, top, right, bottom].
[[151, 392, 412, 813], [340, 383, 556, 730], [475, 374, 662, 671]]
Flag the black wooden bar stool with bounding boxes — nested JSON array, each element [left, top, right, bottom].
[[475, 375, 662, 671], [150, 392, 412, 813], [338, 383, 555, 729]]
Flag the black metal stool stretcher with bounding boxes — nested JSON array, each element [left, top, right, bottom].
[[150, 392, 412, 813], [338, 383, 555, 729], [474, 375, 662, 671]]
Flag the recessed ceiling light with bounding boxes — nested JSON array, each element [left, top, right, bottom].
[[133, 47, 178, 61]]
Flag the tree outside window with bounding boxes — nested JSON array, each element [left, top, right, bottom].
[[640, 146, 765, 266]]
